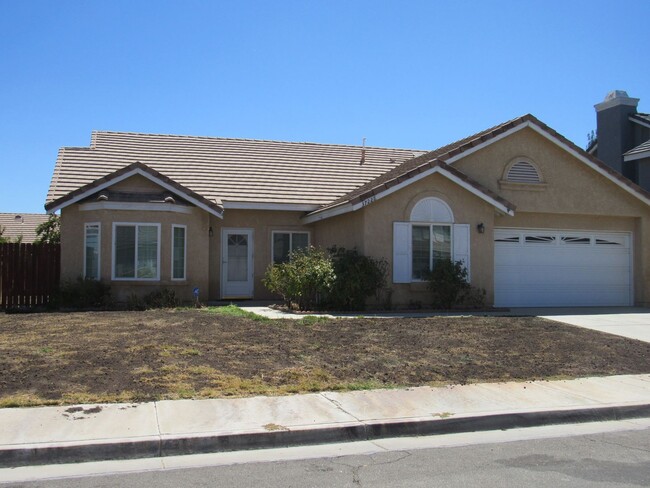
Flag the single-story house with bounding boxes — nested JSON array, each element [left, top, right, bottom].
[[45, 114, 650, 307], [0, 213, 50, 243]]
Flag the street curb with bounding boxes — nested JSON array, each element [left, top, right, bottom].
[[2, 403, 650, 468]]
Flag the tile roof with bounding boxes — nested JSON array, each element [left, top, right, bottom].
[[46, 133, 424, 207], [46, 162, 225, 216], [309, 114, 650, 213], [630, 113, 650, 126], [624, 139, 650, 157], [0, 213, 49, 243], [46, 115, 650, 217]]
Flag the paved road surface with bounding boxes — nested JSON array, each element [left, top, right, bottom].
[[5, 419, 650, 487]]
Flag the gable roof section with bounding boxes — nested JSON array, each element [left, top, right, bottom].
[[45, 161, 225, 218], [46, 132, 424, 209], [305, 114, 650, 222], [302, 160, 516, 224]]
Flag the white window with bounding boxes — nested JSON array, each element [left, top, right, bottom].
[[171, 225, 186, 280], [411, 224, 452, 280], [84, 223, 100, 280], [112, 223, 160, 280], [393, 197, 470, 284], [272, 231, 309, 263]]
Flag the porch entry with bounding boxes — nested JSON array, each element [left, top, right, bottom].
[[221, 228, 254, 299]]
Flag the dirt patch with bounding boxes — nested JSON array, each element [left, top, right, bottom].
[[1, 308, 649, 406]]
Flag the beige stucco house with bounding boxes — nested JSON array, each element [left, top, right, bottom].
[[45, 114, 650, 307]]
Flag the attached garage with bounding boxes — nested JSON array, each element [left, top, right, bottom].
[[494, 228, 632, 307]]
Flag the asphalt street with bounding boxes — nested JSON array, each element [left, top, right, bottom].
[[5, 419, 650, 487]]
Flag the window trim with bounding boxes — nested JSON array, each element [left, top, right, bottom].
[[84, 222, 101, 280], [411, 223, 453, 282], [171, 224, 187, 281], [271, 230, 311, 264], [111, 222, 161, 281]]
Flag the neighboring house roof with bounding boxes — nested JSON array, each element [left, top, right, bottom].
[[306, 114, 650, 221], [630, 113, 650, 129], [45, 162, 225, 218], [46, 132, 425, 209], [0, 213, 49, 242], [624, 139, 650, 162]]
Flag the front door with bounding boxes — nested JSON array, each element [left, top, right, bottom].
[[221, 228, 254, 299]]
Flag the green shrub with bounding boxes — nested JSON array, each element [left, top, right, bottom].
[[427, 259, 470, 309], [57, 277, 112, 309], [263, 246, 335, 311], [127, 288, 179, 310], [326, 246, 388, 310]]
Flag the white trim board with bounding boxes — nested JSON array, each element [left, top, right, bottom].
[[302, 166, 513, 224], [47, 167, 224, 218]]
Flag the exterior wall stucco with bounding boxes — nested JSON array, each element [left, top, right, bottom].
[[454, 127, 649, 305], [60, 204, 210, 303], [207, 210, 311, 300], [356, 173, 496, 307]]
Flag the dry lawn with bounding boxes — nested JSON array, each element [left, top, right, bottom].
[[1, 307, 649, 407]]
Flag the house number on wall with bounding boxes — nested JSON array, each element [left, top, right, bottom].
[[361, 196, 376, 207]]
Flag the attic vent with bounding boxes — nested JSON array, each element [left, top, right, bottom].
[[506, 161, 541, 183]]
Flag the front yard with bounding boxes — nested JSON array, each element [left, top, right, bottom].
[[1, 307, 650, 407]]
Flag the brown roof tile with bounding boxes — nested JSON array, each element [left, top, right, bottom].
[[46, 133, 424, 207], [0, 213, 50, 243]]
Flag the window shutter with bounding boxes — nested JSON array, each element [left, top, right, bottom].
[[452, 224, 470, 281], [393, 222, 411, 283]]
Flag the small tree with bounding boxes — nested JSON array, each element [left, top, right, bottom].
[[34, 215, 60, 244], [263, 246, 335, 311], [327, 246, 388, 310], [0, 225, 8, 244], [427, 259, 470, 309]]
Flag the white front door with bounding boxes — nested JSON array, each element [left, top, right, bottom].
[[494, 228, 632, 307], [221, 228, 254, 299]]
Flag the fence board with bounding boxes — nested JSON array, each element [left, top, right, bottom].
[[0, 243, 60, 309]]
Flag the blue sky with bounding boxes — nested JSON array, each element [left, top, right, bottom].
[[1, 0, 648, 213]]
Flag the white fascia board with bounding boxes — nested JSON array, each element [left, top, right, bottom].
[[624, 150, 650, 162], [48, 168, 224, 218], [444, 123, 529, 165], [347, 166, 513, 216], [222, 201, 320, 212], [301, 202, 354, 224], [79, 201, 194, 214], [527, 123, 650, 206], [304, 165, 515, 224]]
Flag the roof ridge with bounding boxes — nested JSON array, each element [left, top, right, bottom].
[[91, 130, 425, 152]]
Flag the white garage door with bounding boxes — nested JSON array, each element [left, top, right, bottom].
[[494, 229, 632, 307]]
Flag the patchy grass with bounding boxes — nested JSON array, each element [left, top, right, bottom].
[[1, 308, 650, 407], [204, 304, 270, 321]]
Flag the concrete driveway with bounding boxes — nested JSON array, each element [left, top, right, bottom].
[[512, 307, 650, 343]]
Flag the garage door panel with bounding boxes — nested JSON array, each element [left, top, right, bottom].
[[494, 228, 632, 307], [495, 265, 630, 286]]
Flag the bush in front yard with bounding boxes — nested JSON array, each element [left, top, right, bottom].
[[326, 246, 388, 310], [57, 277, 112, 309], [427, 259, 470, 309], [263, 246, 335, 311]]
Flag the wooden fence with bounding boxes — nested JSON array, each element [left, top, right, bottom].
[[0, 243, 60, 309]]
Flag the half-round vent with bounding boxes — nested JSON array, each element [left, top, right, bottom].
[[506, 161, 541, 183]]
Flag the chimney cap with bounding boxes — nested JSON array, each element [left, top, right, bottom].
[[595, 90, 640, 112]]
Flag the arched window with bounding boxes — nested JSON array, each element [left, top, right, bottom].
[[410, 197, 454, 223]]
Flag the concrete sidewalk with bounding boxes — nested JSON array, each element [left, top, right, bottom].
[[2, 374, 650, 468]]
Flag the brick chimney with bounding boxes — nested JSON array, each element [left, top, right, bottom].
[[594, 90, 639, 179]]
